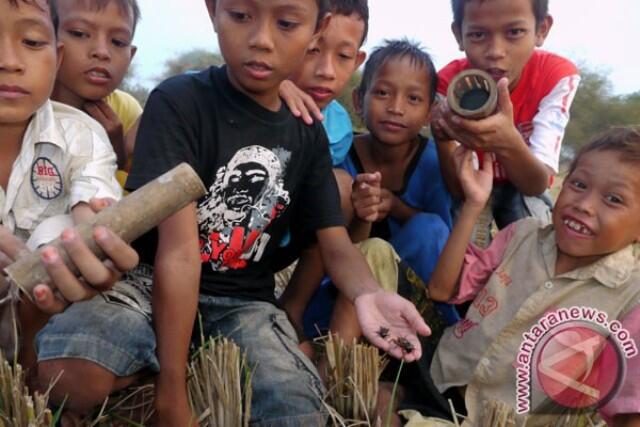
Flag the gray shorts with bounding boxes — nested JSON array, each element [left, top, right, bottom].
[[34, 265, 158, 377]]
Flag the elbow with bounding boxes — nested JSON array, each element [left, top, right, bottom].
[[427, 284, 452, 303]]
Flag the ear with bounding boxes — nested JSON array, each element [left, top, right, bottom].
[[352, 87, 363, 115], [129, 45, 138, 61], [355, 50, 366, 69], [535, 15, 553, 47], [205, 0, 217, 31], [451, 22, 464, 51], [55, 41, 64, 72]]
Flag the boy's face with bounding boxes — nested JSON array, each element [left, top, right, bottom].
[[206, 0, 323, 108], [552, 150, 640, 269], [55, 0, 136, 103], [359, 56, 432, 146], [0, 0, 61, 127], [289, 12, 366, 110], [453, 0, 551, 90]]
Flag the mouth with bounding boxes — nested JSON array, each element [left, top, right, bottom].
[[0, 84, 30, 99], [84, 67, 112, 85], [306, 86, 334, 102], [227, 194, 252, 206], [562, 216, 595, 237], [379, 120, 407, 132], [244, 61, 273, 80], [485, 68, 507, 81]]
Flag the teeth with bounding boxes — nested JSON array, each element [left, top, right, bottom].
[[563, 219, 593, 236], [88, 70, 108, 78]]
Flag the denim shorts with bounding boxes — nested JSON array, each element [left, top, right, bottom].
[[196, 295, 327, 427], [35, 266, 158, 377]]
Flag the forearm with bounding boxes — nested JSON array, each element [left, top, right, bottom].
[[436, 140, 463, 197], [389, 195, 419, 225], [495, 133, 551, 196], [428, 202, 483, 301], [318, 227, 379, 301], [348, 217, 372, 243]]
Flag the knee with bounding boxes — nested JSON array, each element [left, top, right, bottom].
[[38, 359, 116, 413]]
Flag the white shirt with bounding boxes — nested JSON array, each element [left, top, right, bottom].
[[0, 100, 121, 241]]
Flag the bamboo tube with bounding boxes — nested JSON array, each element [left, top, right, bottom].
[[447, 69, 498, 119], [3, 163, 206, 294]]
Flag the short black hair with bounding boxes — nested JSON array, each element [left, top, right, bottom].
[[329, 0, 369, 46], [356, 39, 438, 106], [9, 0, 59, 32], [569, 126, 640, 174], [451, 0, 549, 30], [210, 0, 329, 29], [51, 0, 141, 35]]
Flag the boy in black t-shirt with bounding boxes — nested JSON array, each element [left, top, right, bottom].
[[126, 0, 431, 425]]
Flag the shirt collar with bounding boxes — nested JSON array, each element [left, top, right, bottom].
[[539, 222, 637, 288], [24, 100, 67, 150]]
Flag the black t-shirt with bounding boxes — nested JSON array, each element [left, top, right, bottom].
[[127, 66, 344, 301]]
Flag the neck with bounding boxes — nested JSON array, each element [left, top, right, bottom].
[[51, 82, 85, 110], [226, 69, 282, 112], [367, 134, 420, 167], [554, 249, 603, 276]]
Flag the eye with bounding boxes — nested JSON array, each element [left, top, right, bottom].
[[23, 38, 48, 48], [338, 52, 354, 61], [605, 194, 624, 205], [372, 88, 389, 98], [507, 28, 527, 38], [67, 29, 88, 38], [111, 38, 129, 48], [408, 94, 423, 104], [277, 19, 299, 31], [569, 179, 587, 190], [466, 31, 485, 41], [307, 46, 320, 55], [228, 10, 250, 22]]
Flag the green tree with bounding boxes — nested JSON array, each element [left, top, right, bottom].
[[158, 48, 224, 81]]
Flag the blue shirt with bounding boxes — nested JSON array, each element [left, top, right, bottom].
[[322, 100, 353, 166]]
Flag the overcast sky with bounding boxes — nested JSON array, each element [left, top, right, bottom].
[[131, 0, 640, 95]]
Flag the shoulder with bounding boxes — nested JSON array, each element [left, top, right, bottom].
[[529, 50, 579, 77], [105, 89, 142, 113], [153, 67, 220, 102], [437, 58, 470, 94], [50, 101, 109, 141]]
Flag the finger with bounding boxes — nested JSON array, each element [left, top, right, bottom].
[[481, 150, 494, 173], [93, 100, 118, 120], [58, 229, 119, 289], [84, 102, 106, 121], [93, 226, 139, 272], [32, 284, 69, 314], [440, 119, 482, 150], [0, 227, 29, 261], [304, 98, 324, 122], [88, 197, 115, 213], [496, 77, 513, 115], [40, 246, 98, 302]]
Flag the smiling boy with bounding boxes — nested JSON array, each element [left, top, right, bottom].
[[52, 0, 140, 170], [433, 0, 580, 230], [426, 127, 640, 425], [126, 0, 430, 425]]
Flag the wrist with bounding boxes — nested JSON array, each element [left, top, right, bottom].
[[461, 200, 487, 216]]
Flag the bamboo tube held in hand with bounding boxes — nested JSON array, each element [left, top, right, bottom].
[[447, 69, 498, 119], [3, 163, 207, 294]]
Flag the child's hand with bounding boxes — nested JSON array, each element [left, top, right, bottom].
[[351, 172, 382, 222], [377, 188, 394, 221], [430, 100, 454, 142], [454, 145, 494, 209], [84, 100, 127, 168], [437, 78, 521, 155], [279, 80, 324, 125]]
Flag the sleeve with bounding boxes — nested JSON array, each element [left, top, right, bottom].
[[68, 124, 122, 206], [292, 126, 345, 233], [598, 305, 640, 423], [108, 90, 143, 134], [126, 83, 201, 191], [529, 74, 581, 173], [448, 221, 519, 304]]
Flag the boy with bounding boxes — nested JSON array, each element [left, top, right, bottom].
[[127, 0, 430, 425], [427, 127, 640, 426], [52, 0, 140, 171], [0, 0, 149, 418], [277, 0, 368, 349], [433, 0, 580, 229]]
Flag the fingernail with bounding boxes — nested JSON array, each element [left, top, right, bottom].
[[34, 287, 46, 301], [41, 247, 58, 263], [61, 228, 76, 242], [94, 226, 108, 241]]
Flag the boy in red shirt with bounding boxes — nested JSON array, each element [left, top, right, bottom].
[[433, 0, 580, 229]]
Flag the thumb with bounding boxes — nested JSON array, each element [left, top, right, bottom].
[[497, 77, 513, 115], [481, 150, 494, 173]]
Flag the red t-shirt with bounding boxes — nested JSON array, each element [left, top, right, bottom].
[[438, 50, 579, 182]]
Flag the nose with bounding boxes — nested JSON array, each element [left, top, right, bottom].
[[0, 38, 25, 73], [386, 94, 404, 115], [315, 52, 336, 81], [574, 190, 597, 216], [249, 19, 275, 51], [90, 35, 111, 61], [486, 35, 507, 61]]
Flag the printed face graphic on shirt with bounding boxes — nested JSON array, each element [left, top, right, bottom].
[[197, 146, 290, 271]]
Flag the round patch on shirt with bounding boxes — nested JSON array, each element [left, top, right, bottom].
[[30, 157, 63, 200]]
